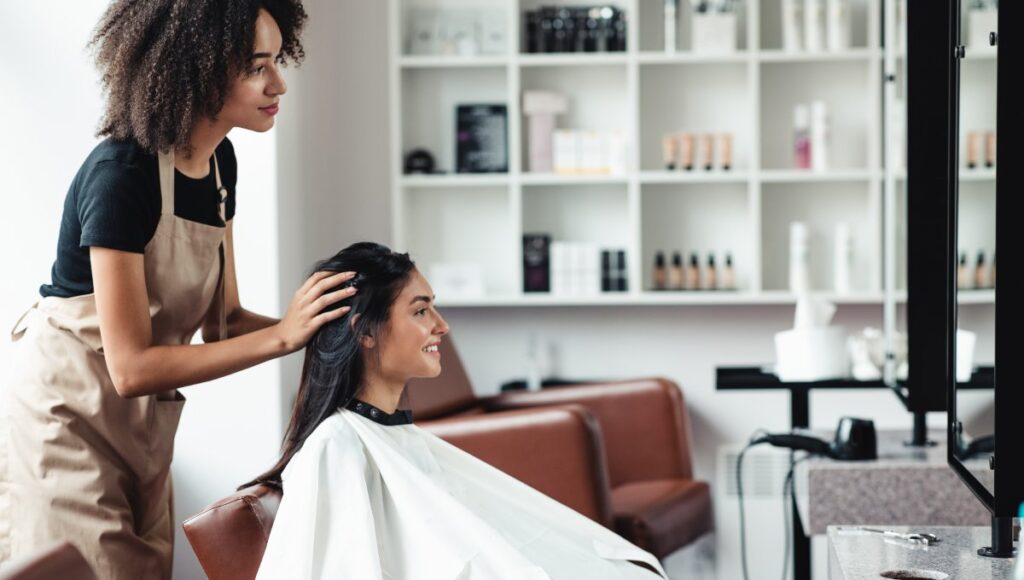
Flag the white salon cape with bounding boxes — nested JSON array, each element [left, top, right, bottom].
[[255, 405, 667, 580]]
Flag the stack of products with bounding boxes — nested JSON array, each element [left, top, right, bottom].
[[523, 235, 628, 294], [524, 6, 627, 53]]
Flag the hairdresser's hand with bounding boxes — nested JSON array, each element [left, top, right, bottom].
[[274, 271, 357, 353]]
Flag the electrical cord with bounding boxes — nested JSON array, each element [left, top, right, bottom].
[[781, 454, 811, 580], [738, 434, 821, 580]]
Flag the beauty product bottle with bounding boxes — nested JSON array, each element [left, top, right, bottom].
[[966, 132, 979, 169], [669, 251, 684, 290], [720, 133, 733, 170], [974, 251, 987, 289], [723, 253, 736, 290], [794, 105, 812, 170], [705, 253, 717, 290], [985, 130, 996, 168], [653, 251, 667, 290], [991, 251, 996, 287], [782, 0, 804, 52], [701, 134, 714, 171], [833, 222, 852, 294], [686, 252, 701, 290], [662, 135, 678, 170], [826, 0, 851, 52], [810, 101, 829, 171], [616, 250, 628, 291], [789, 222, 811, 293], [803, 0, 825, 53], [679, 133, 695, 171], [665, 0, 678, 53], [957, 252, 969, 289]]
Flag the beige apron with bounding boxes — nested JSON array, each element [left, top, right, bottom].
[[0, 150, 228, 579]]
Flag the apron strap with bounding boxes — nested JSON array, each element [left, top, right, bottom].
[[212, 152, 228, 341], [156, 150, 176, 216], [10, 302, 39, 341]]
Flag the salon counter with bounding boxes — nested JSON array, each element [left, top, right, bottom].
[[828, 525, 1016, 580], [795, 430, 992, 535]]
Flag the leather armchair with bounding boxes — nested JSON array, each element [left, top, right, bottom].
[[182, 405, 611, 580], [405, 338, 713, 559], [0, 542, 96, 580]]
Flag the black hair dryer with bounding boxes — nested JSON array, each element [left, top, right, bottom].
[[830, 417, 877, 460]]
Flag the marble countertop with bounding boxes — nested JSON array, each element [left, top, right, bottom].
[[828, 525, 1016, 580], [795, 430, 992, 535]]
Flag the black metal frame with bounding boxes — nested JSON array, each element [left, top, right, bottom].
[[904, 0, 955, 424], [943, 0, 1023, 558]]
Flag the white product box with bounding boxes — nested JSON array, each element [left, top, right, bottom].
[[429, 263, 485, 299], [408, 8, 439, 55], [553, 130, 579, 175], [605, 131, 628, 176], [477, 9, 507, 55], [803, 0, 824, 53], [692, 13, 737, 54], [826, 0, 851, 51], [578, 131, 605, 174]]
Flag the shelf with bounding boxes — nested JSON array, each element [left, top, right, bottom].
[[959, 168, 997, 181], [517, 53, 628, 67], [434, 290, 898, 308], [760, 169, 878, 183], [894, 169, 996, 182], [519, 173, 628, 186], [637, 51, 750, 65], [957, 289, 995, 304], [639, 170, 749, 184], [397, 55, 509, 68], [401, 174, 510, 188], [758, 48, 880, 63]]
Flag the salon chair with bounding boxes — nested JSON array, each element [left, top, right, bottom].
[[0, 542, 97, 580], [405, 337, 713, 559], [182, 405, 613, 580]]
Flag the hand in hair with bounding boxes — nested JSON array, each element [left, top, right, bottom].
[[274, 271, 357, 352]]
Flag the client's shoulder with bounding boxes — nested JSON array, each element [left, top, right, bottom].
[[303, 411, 363, 451]]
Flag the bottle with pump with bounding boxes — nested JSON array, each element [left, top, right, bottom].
[[653, 251, 667, 290], [669, 251, 684, 290], [723, 253, 736, 290], [794, 105, 812, 169], [686, 253, 701, 290], [705, 254, 717, 290]]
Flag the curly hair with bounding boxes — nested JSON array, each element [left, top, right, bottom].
[[90, 0, 307, 154]]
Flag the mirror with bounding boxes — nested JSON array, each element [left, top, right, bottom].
[[952, 0, 996, 495]]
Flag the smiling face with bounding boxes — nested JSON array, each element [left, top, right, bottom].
[[218, 9, 287, 132], [372, 269, 449, 384]]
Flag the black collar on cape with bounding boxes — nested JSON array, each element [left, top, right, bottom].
[[346, 398, 414, 426]]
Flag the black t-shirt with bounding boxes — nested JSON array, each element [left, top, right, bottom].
[[39, 137, 237, 298]]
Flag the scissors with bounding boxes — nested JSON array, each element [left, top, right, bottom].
[[859, 528, 941, 545]]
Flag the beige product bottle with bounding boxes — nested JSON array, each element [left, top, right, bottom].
[[653, 251, 667, 290], [678, 133, 695, 171], [705, 254, 717, 290], [966, 132, 980, 169], [686, 252, 701, 290], [662, 135, 678, 170], [723, 253, 736, 290], [974, 251, 987, 289], [701, 134, 714, 171], [957, 252, 969, 289], [669, 251, 684, 290]]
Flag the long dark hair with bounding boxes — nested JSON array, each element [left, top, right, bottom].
[[241, 242, 415, 489]]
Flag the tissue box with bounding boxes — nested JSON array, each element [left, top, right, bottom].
[[774, 326, 849, 381], [692, 13, 737, 54]]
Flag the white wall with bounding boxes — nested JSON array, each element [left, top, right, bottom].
[[0, 5, 284, 580], [280, 2, 996, 579]]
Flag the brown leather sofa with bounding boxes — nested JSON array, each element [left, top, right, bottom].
[[0, 542, 97, 580], [406, 339, 713, 558]]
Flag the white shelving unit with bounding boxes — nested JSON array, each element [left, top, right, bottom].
[[388, 0, 993, 307]]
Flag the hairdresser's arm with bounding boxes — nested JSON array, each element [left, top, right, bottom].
[[201, 221, 278, 341], [92, 246, 355, 398]]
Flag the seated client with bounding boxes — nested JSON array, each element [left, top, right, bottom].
[[246, 242, 666, 579]]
